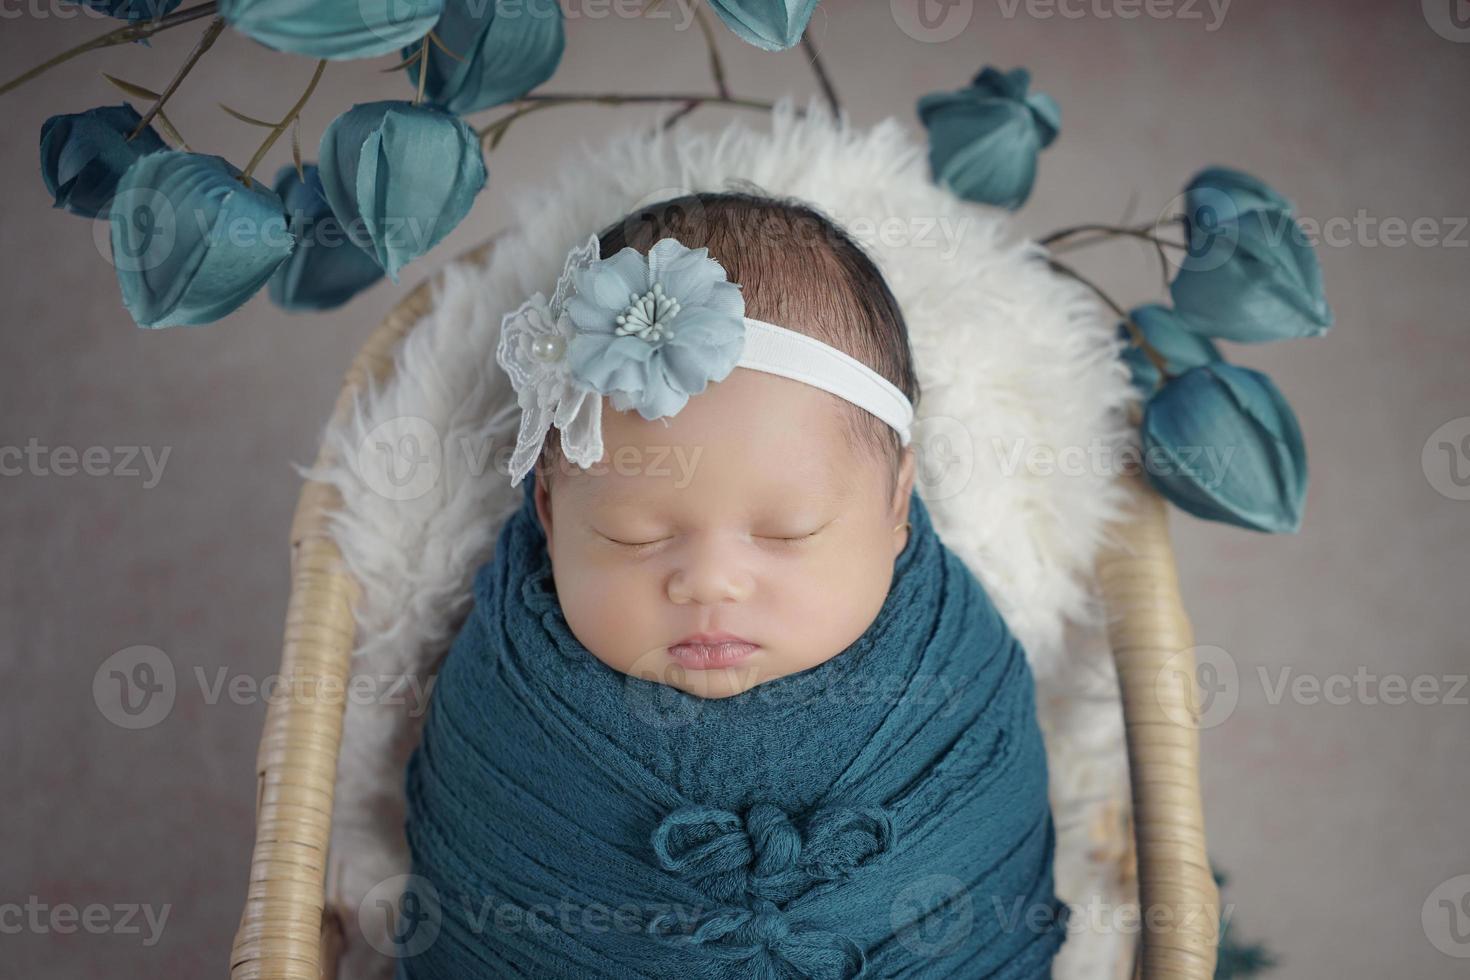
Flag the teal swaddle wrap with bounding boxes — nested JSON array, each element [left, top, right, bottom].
[[398, 471, 1068, 978]]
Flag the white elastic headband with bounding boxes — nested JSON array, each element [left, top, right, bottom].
[[496, 232, 915, 487], [738, 317, 913, 447]]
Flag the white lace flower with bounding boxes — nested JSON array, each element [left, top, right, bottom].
[[495, 234, 606, 487]]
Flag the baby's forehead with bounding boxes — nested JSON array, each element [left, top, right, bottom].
[[558, 370, 873, 509]]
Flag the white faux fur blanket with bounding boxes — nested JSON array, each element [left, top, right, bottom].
[[305, 96, 1140, 978]]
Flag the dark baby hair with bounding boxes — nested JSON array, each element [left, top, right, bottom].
[[537, 188, 921, 496]]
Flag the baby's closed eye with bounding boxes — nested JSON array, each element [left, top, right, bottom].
[[590, 519, 835, 555]]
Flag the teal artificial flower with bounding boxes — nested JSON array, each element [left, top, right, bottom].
[[917, 66, 1060, 210], [268, 164, 384, 311], [67, 0, 182, 20], [1142, 362, 1307, 533], [317, 100, 486, 282], [1169, 167, 1332, 342], [1183, 166, 1291, 220], [563, 238, 747, 420], [109, 151, 294, 328], [706, 0, 819, 51], [1120, 304, 1223, 395], [405, 0, 565, 114], [40, 103, 167, 219], [220, 0, 443, 60]]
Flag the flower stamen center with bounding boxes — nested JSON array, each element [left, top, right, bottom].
[[615, 282, 681, 342]]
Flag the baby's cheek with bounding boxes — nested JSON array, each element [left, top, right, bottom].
[[770, 542, 893, 672], [553, 561, 663, 672]]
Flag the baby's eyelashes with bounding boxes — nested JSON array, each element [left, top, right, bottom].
[[591, 521, 834, 558]]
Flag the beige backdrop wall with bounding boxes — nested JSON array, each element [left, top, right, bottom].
[[1, 0, 1466, 977]]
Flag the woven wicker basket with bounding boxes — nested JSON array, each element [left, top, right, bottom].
[[228, 237, 1220, 980]]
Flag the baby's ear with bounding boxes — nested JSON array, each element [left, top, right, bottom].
[[893, 445, 918, 519], [534, 470, 554, 547]]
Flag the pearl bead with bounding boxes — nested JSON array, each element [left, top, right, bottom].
[[531, 335, 565, 362]]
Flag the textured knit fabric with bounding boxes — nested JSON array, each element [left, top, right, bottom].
[[399, 471, 1067, 978]]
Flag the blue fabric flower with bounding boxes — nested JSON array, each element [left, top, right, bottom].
[[705, 0, 819, 51], [1142, 362, 1307, 533], [268, 163, 384, 311], [917, 66, 1059, 210], [39, 103, 167, 219], [317, 100, 486, 282], [1119, 304, 1223, 395], [220, 0, 442, 60], [1169, 167, 1332, 342], [109, 151, 294, 328], [562, 238, 746, 421], [405, 0, 565, 114]]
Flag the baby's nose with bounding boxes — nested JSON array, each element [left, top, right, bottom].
[[665, 544, 754, 605]]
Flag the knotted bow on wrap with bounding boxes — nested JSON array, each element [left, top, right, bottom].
[[646, 803, 895, 977], [399, 471, 1068, 979]]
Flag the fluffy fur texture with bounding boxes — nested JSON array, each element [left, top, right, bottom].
[[305, 97, 1141, 978]]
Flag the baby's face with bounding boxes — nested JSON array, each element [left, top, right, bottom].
[[534, 367, 916, 699]]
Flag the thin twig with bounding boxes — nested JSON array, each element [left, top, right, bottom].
[[102, 73, 190, 148], [647, 4, 728, 137], [514, 92, 783, 111], [1152, 238, 1172, 293], [130, 15, 226, 139], [656, 101, 701, 132], [1, 1, 220, 98], [800, 32, 841, 117], [240, 59, 328, 184], [414, 36, 430, 105], [1046, 256, 1171, 381], [1040, 218, 1184, 248], [478, 100, 559, 150], [691, 5, 730, 99], [484, 92, 798, 149]]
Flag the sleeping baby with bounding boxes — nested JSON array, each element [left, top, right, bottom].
[[397, 192, 1068, 979]]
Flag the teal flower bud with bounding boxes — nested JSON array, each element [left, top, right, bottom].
[[40, 104, 167, 219], [917, 66, 1060, 210], [268, 164, 384, 311], [1169, 167, 1332, 342], [317, 100, 486, 282], [1142, 363, 1307, 533], [109, 151, 294, 328], [405, 0, 565, 114], [1184, 166, 1291, 219], [220, 0, 443, 60], [1119, 304, 1222, 395], [705, 0, 819, 51]]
